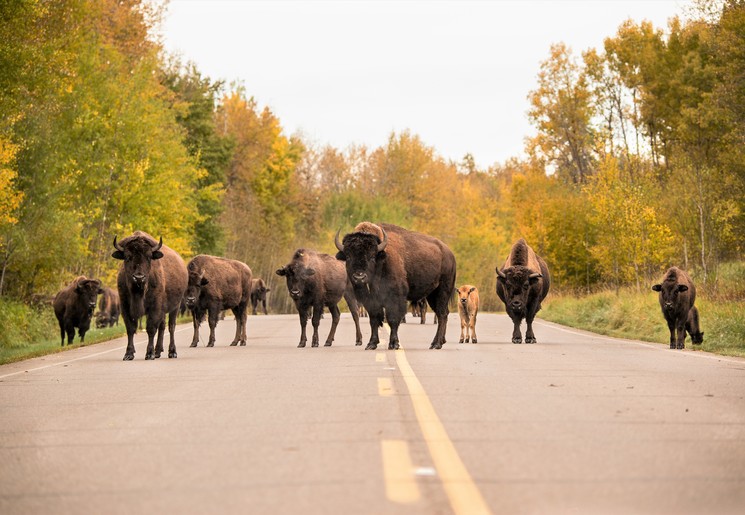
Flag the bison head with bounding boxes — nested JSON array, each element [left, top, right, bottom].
[[457, 285, 477, 308], [276, 251, 316, 300], [112, 235, 164, 291], [334, 228, 387, 287], [75, 278, 103, 314], [652, 281, 688, 314], [496, 266, 541, 315], [184, 269, 209, 308]]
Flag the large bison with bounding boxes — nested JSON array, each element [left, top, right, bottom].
[[496, 239, 550, 344], [250, 278, 270, 315], [112, 231, 188, 360], [457, 285, 479, 344], [53, 276, 103, 346], [95, 286, 120, 328], [276, 249, 363, 348], [335, 222, 456, 350], [652, 266, 704, 349], [184, 254, 253, 347]]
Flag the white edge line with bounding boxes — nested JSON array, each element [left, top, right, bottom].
[[0, 327, 191, 380], [534, 319, 745, 365]]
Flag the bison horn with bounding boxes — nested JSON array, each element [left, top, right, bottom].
[[529, 272, 542, 280], [153, 236, 163, 252], [334, 229, 344, 252], [377, 227, 388, 252], [497, 268, 506, 279], [113, 235, 123, 252]]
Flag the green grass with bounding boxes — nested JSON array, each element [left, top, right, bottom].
[[541, 289, 745, 358]]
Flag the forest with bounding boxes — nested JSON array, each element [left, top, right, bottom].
[[1, 0, 744, 317]]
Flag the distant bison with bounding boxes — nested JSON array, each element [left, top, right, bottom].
[[652, 267, 704, 349], [276, 249, 362, 348], [113, 231, 187, 360], [53, 276, 103, 346], [457, 285, 479, 344], [185, 255, 253, 347], [335, 222, 456, 350], [95, 286, 120, 328], [250, 278, 270, 315], [496, 239, 550, 344], [410, 299, 428, 324]]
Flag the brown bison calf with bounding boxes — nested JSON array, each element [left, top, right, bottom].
[[95, 286, 120, 328], [457, 285, 479, 343], [652, 267, 704, 349], [185, 254, 253, 347], [250, 278, 270, 315], [53, 276, 103, 345]]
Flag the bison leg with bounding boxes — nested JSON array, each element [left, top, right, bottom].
[[343, 291, 363, 346], [144, 316, 158, 360], [262, 300, 268, 316], [676, 321, 687, 350], [310, 304, 323, 347], [470, 312, 478, 344], [167, 310, 178, 358], [153, 318, 166, 358], [387, 320, 401, 351], [59, 321, 65, 346], [297, 309, 309, 348], [509, 312, 523, 344], [234, 304, 248, 346], [459, 315, 466, 344], [365, 309, 384, 350], [666, 319, 676, 349], [207, 309, 219, 347], [190, 311, 200, 347], [325, 303, 341, 347], [122, 315, 137, 360], [65, 324, 76, 346]]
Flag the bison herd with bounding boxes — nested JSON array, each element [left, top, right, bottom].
[[52, 223, 704, 360]]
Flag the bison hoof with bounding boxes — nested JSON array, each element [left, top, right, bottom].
[[145, 353, 154, 360], [123, 354, 134, 361], [297, 342, 306, 348], [168, 351, 177, 358], [311, 342, 319, 348], [324, 341, 332, 347], [431, 343, 443, 350], [465, 337, 470, 343], [189, 342, 198, 348], [208, 342, 216, 347], [669, 343, 676, 349], [472, 338, 477, 344], [365, 343, 378, 350], [388, 342, 399, 350], [677, 343, 685, 350], [356, 341, 363, 346], [458, 338, 464, 343], [525, 337, 536, 344], [239, 341, 246, 346], [512, 337, 522, 344], [154, 351, 162, 359]]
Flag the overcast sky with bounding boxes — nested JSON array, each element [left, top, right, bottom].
[[159, 0, 692, 169]]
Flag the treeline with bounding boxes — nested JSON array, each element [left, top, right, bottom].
[[1, 0, 743, 313]]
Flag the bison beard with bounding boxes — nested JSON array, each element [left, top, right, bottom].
[[112, 231, 187, 360], [335, 222, 456, 350]]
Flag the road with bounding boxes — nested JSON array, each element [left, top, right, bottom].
[[1, 313, 744, 515]]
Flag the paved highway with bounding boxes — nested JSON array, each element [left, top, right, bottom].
[[1, 313, 744, 514]]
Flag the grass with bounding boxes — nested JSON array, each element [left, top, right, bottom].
[[0, 299, 191, 366], [541, 289, 745, 358]]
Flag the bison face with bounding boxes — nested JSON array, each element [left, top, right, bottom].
[[652, 282, 688, 313], [75, 279, 103, 314], [497, 266, 541, 315], [457, 286, 476, 308], [112, 235, 164, 290], [335, 230, 387, 287], [276, 264, 315, 300], [185, 272, 209, 308]]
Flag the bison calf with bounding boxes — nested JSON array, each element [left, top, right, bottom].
[[276, 249, 362, 348], [652, 267, 704, 349], [496, 239, 550, 344], [185, 255, 253, 347], [53, 276, 103, 345], [457, 285, 479, 343]]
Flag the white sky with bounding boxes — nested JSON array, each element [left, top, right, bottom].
[[159, 0, 692, 169]]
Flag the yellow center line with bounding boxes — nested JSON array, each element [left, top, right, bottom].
[[377, 377, 394, 396], [375, 352, 386, 362], [381, 440, 421, 504], [395, 348, 492, 515]]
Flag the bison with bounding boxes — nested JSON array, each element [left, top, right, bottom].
[[335, 222, 456, 350], [95, 286, 120, 328], [496, 239, 550, 344], [276, 249, 363, 348], [457, 285, 479, 343], [112, 231, 188, 360], [184, 255, 253, 347], [409, 299, 428, 324], [53, 276, 103, 346], [652, 266, 704, 349], [250, 278, 270, 315]]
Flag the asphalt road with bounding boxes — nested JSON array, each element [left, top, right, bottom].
[[1, 312, 744, 515]]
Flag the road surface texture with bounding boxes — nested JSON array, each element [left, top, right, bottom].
[[1, 313, 744, 514]]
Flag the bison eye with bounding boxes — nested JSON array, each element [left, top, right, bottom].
[[522, 283, 529, 290]]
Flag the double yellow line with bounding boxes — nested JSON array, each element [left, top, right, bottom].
[[378, 348, 492, 515]]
